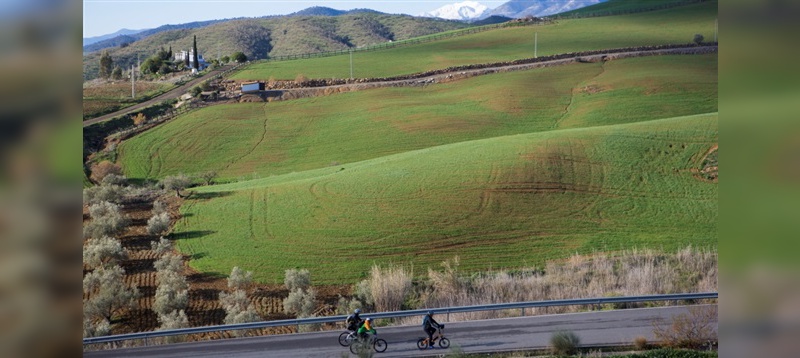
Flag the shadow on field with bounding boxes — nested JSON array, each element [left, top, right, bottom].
[[171, 230, 216, 240], [190, 191, 234, 200], [187, 272, 226, 284]]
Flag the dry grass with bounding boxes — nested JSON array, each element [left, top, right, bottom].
[[388, 247, 716, 324]]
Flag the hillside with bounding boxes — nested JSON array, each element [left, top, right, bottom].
[[119, 54, 717, 181], [114, 52, 718, 284], [82, 14, 468, 80], [231, 0, 717, 80], [174, 112, 717, 284]]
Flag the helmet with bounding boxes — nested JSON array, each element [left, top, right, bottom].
[[365, 317, 372, 322], [427, 310, 433, 316], [354, 309, 361, 314]]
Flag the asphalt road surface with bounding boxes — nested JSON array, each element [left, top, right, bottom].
[[84, 305, 717, 357]]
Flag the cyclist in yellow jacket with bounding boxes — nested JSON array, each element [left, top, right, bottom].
[[357, 317, 376, 340]]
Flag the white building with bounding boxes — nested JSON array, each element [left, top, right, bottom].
[[174, 49, 208, 70]]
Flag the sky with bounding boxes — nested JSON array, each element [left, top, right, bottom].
[[83, 0, 510, 38]]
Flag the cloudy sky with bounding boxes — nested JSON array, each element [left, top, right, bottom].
[[83, 0, 509, 38]]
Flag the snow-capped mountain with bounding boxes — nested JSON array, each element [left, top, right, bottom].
[[486, 0, 607, 19], [420, 1, 491, 21]]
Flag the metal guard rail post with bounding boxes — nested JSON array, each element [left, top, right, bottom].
[[83, 292, 717, 345]]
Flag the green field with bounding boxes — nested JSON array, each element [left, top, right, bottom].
[[119, 54, 717, 181], [231, 1, 717, 80], [113, 1, 718, 285], [174, 112, 717, 284]]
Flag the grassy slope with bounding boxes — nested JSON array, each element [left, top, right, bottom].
[[119, 54, 717, 181], [232, 0, 717, 80], [174, 113, 718, 284]]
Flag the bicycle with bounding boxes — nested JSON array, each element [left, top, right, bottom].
[[417, 325, 450, 349], [349, 333, 388, 354], [338, 329, 358, 347]]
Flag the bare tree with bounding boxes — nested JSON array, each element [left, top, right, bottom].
[[199, 171, 217, 186]]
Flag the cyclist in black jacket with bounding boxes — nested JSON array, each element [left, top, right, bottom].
[[422, 311, 441, 348], [345, 309, 363, 332]]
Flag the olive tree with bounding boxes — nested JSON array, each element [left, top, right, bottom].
[[83, 235, 128, 269], [83, 265, 140, 322]]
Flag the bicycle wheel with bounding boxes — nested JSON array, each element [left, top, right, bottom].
[[373, 338, 387, 353], [349, 342, 362, 355], [439, 337, 450, 348], [338, 332, 351, 347], [417, 338, 428, 350]]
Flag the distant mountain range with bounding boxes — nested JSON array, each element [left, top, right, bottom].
[[84, 28, 147, 47], [420, 0, 608, 21], [84, 2, 608, 53], [420, 1, 491, 21], [485, 0, 607, 19]]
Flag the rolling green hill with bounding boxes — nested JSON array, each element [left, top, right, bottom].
[[232, 0, 717, 80], [118, 54, 717, 181], [174, 112, 718, 284]]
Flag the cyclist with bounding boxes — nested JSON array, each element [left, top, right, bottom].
[[345, 308, 363, 332], [357, 317, 377, 341], [422, 311, 442, 348]]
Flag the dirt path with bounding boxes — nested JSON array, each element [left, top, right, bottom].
[[83, 65, 233, 127], [246, 45, 718, 103]]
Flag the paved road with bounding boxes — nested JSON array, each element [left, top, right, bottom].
[[83, 65, 233, 127], [84, 305, 716, 357]]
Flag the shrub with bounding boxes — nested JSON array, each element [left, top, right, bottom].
[[550, 330, 580, 356], [652, 306, 717, 349], [693, 34, 704, 45], [152, 199, 167, 215], [90, 160, 123, 184], [294, 74, 308, 85], [83, 318, 111, 338], [101, 174, 127, 186], [232, 51, 247, 63], [132, 113, 147, 126], [634, 336, 649, 350], [284, 268, 311, 291], [365, 264, 412, 312], [83, 184, 126, 205], [83, 235, 128, 269], [283, 287, 317, 317], [147, 212, 171, 235]]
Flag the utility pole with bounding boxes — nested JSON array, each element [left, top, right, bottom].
[[131, 64, 135, 98], [349, 48, 353, 80], [534, 32, 538, 58], [714, 18, 718, 42], [136, 54, 140, 82]]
